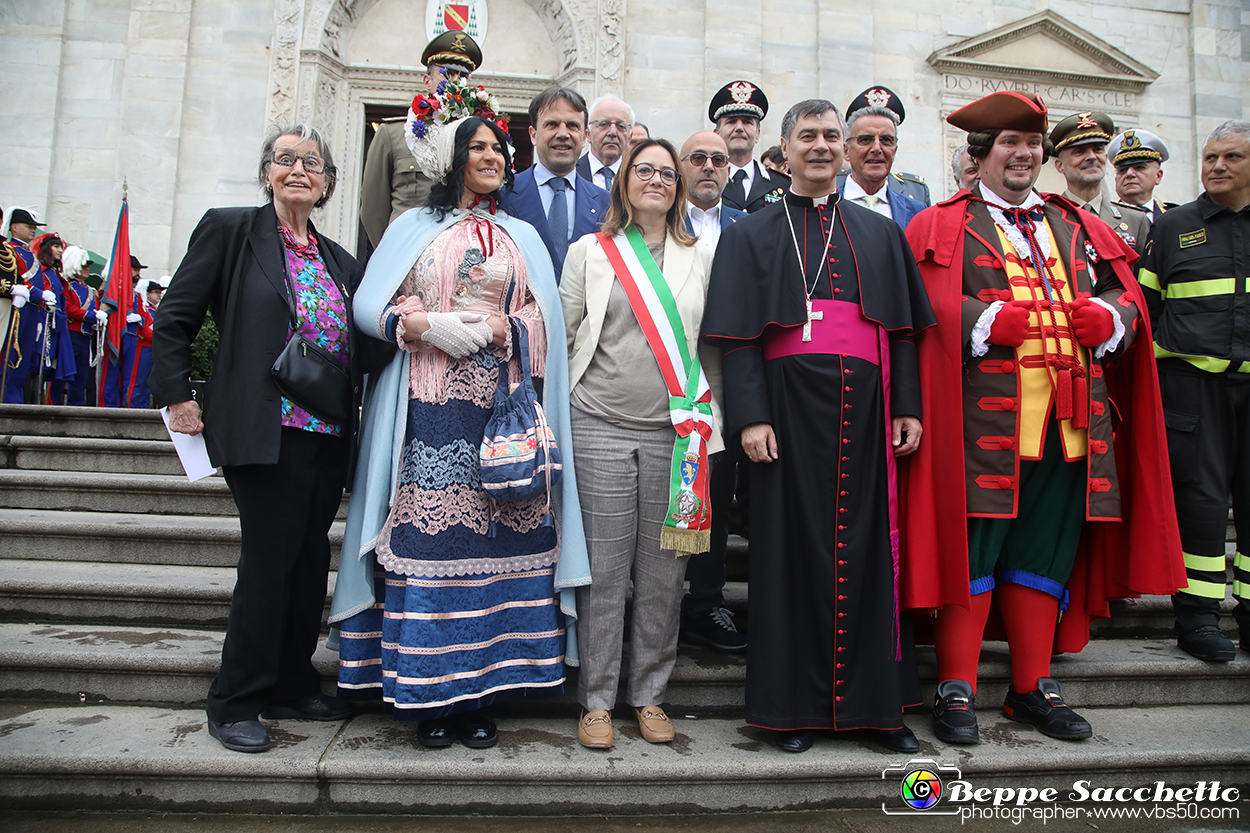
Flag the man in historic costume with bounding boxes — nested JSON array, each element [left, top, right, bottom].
[[359, 30, 484, 252], [902, 91, 1184, 745], [59, 245, 106, 407], [1108, 129, 1177, 226], [2, 207, 45, 404], [101, 255, 149, 407], [702, 99, 935, 754], [711, 81, 789, 214], [1050, 111, 1150, 253], [836, 86, 930, 228], [0, 216, 25, 401], [1138, 119, 1250, 661]]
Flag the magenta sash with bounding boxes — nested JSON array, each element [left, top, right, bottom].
[[762, 300, 881, 365], [762, 297, 904, 661]]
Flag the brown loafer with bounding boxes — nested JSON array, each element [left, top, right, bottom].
[[634, 706, 675, 743], [578, 709, 613, 749]]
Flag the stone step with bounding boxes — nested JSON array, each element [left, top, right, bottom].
[[0, 702, 1246, 815], [0, 623, 1244, 711], [0, 403, 168, 442], [0, 560, 338, 628], [0, 509, 344, 569], [0, 472, 349, 519], [2, 435, 187, 477]]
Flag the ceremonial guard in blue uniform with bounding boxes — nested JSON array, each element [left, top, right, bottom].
[[2, 208, 45, 403]]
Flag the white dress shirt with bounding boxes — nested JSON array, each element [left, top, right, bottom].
[[686, 202, 723, 251], [842, 176, 893, 220], [533, 160, 578, 243], [727, 162, 755, 203], [587, 152, 622, 192]]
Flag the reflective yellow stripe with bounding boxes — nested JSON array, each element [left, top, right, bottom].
[[1184, 552, 1229, 572], [1154, 344, 1232, 372], [1179, 576, 1228, 599], [1234, 580, 1248, 601], [1165, 278, 1237, 299], [1235, 551, 1250, 570], [1239, 362, 1250, 373], [1138, 268, 1162, 292]]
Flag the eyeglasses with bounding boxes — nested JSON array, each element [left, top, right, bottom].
[[847, 134, 898, 148], [271, 149, 328, 174], [682, 152, 729, 168], [630, 164, 678, 185], [590, 119, 632, 133]]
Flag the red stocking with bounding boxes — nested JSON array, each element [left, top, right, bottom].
[[934, 591, 992, 693], [998, 582, 1060, 693]]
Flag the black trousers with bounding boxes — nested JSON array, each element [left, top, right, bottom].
[[208, 427, 348, 723], [1159, 364, 1250, 634], [683, 446, 741, 615]]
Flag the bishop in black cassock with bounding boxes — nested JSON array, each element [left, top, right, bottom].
[[700, 100, 935, 753]]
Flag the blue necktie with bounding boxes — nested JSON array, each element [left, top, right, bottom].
[[548, 176, 569, 264], [601, 167, 614, 192]]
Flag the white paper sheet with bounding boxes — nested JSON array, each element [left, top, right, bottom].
[[159, 406, 216, 482]]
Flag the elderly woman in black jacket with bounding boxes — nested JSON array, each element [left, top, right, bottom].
[[151, 124, 390, 753]]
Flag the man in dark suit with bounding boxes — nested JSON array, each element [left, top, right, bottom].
[[576, 95, 634, 191], [710, 81, 789, 213], [836, 87, 929, 229], [500, 86, 609, 278], [677, 130, 748, 654]]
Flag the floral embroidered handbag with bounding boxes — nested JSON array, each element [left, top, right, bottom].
[[479, 316, 562, 501]]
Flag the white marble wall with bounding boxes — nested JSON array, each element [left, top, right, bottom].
[[1, 0, 1245, 273]]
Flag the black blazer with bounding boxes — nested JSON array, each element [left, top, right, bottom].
[[151, 203, 391, 471]]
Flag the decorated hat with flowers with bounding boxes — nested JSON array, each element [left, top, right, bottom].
[[405, 73, 510, 180]]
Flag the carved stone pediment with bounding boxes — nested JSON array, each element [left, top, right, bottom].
[[928, 10, 1158, 93]]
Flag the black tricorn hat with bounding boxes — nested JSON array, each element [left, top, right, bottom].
[[708, 80, 769, 123], [948, 91, 1048, 135]]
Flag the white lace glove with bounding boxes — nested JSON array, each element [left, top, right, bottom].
[[41, 289, 56, 309], [126, 312, 142, 324], [94, 310, 108, 329], [420, 311, 492, 358], [10, 285, 28, 309]]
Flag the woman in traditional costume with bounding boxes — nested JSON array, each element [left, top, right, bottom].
[[331, 115, 589, 749], [560, 138, 722, 749]]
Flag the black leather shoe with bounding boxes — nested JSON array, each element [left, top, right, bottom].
[[932, 679, 980, 744], [1002, 677, 1092, 740], [418, 718, 455, 748], [680, 607, 748, 654], [1177, 624, 1236, 662], [869, 725, 919, 753], [459, 712, 499, 749], [260, 693, 352, 721], [775, 730, 815, 753], [207, 718, 271, 753]]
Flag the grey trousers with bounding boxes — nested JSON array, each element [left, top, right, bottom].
[[570, 408, 689, 711]]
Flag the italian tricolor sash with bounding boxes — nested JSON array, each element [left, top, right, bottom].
[[597, 227, 714, 556]]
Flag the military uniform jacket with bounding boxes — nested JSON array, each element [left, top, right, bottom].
[[1138, 193, 1250, 375], [1066, 190, 1150, 254], [722, 161, 789, 214], [359, 120, 433, 249]]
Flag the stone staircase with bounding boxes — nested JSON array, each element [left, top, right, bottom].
[[0, 403, 1247, 816]]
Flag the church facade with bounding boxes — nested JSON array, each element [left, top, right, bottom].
[[3, 0, 1247, 272]]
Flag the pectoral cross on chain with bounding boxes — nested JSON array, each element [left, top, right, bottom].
[[803, 299, 823, 342]]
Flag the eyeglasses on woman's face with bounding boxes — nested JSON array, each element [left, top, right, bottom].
[[271, 148, 327, 174], [630, 163, 678, 185]]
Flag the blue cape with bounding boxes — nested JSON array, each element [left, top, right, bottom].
[[328, 205, 591, 664]]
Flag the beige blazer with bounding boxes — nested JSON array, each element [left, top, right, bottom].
[[560, 231, 724, 454]]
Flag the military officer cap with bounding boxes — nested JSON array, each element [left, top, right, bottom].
[[948, 91, 1048, 134], [421, 31, 482, 74], [708, 81, 769, 123], [847, 86, 905, 125], [1107, 129, 1169, 167], [1049, 111, 1115, 153]]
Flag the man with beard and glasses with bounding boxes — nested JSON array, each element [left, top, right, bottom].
[[903, 91, 1183, 746], [676, 130, 748, 655], [702, 99, 934, 755], [1050, 111, 1149, 253]]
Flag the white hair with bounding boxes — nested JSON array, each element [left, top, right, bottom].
[[589, 95, 636, 126], [1206, 120, 1250, 145]]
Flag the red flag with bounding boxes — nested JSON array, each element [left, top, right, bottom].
[[97, 198, 131, 406]]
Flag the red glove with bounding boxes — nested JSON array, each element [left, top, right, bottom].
[[987, 301, 1030, 348], [1069, 298, 1114, 347]]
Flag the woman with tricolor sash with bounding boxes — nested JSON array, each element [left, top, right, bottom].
[[560, 138, 724, 749]]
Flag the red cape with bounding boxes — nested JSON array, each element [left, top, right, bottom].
[[901, 190, 1186, 653]]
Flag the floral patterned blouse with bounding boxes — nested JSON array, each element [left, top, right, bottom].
[[278, 225, 349, 436]]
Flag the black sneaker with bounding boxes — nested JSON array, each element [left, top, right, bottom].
[[932, 679, 979, 745], [1002, 677, 1092, 740], [1177, 624, 1236, 662], [680, 607, 747, 654]]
